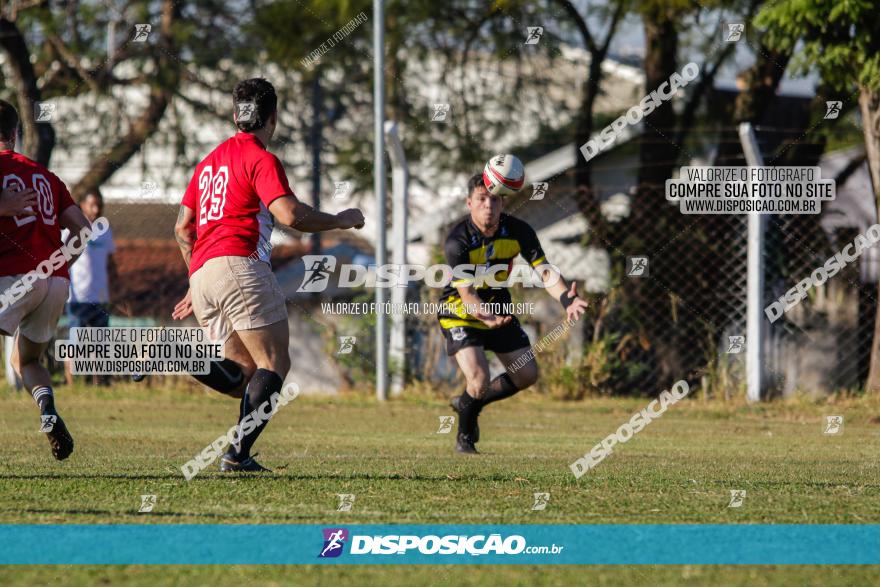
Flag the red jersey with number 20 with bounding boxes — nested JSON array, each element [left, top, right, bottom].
[[0, 150, 76, 279], [181, 133, 294, 276]]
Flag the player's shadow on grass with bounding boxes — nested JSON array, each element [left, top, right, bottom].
[[12, 508, 387, 521], [11, 507, 209, 519], [0, 471, 531, 481]]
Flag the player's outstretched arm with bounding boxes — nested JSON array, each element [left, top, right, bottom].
[[269, 195, 364, 232], [59, 204, 92, 266], [0, 187, 37, 217], [537, 264, 588, 322]]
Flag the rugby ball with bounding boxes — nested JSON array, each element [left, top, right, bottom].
[[482, 154, 525, 196]]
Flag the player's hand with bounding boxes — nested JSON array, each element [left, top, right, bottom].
[[172, 289, 193, 320], [563, 282, 588, 322], [479, 313, 512, 329], [0, 187, 37, 217], [336, 208, 365, 230]]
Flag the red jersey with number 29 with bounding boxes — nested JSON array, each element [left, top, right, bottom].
[[0, 150, 76, 278], [181, 133, 294, 276]]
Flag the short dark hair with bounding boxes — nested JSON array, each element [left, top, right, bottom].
[[466, 172, 486, 197], [232, 78, 277, 132], [0, 100, 19, 142], [80, 189, 103, 205]]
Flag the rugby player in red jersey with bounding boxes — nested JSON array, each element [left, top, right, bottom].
[[0, 99, 93, 460], [172, 78, 364, 473]]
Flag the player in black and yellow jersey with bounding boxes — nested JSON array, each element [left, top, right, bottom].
[[439, 173, 589, 453]]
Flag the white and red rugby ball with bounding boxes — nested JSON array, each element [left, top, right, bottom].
[[482, 154, 525, 196]]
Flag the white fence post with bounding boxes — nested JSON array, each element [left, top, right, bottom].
[[738, 122, 766, 403], [373, 0, 388, 401], [385, 121, 408, 396]]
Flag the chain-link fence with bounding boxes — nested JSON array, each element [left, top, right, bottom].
[[400, 137, 875, 399], [4, 146, 875, 399]]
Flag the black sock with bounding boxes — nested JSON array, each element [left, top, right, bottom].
[[233, 369, 283, 459], [456, 391, 482, 437], [192, 359, 245, 395], [238, 393, 248, 423], [31, 386, 56, 415], [481, 373, 520, 407]]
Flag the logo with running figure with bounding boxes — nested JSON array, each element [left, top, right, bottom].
[[626, 256, 649, 277], [823, 415, 843, 435], [532, 492, 550, 511], [727, 489, 746, 508], [138, 494, 157, 513], [337, 336, 356, 355], [319, 528, 349, 558], [824, 101, 842, 120], [337, 494, 356, 512], [39, 415, 57, 433], [726, 335, 745, 354], [725, 23, 744, 42], [298, 255, 337, 292], [236, 102, 256, 123], [132, 24, 152, 42], [333, 181, 353, 201], [525, 27, 544, 45], [431, 103, 450, 123], [34, 102, 56, 123], [530, 182, 548, 200], [437, 415, 455, 433]]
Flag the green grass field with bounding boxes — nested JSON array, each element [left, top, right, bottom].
[[0, 382, 878, 585]]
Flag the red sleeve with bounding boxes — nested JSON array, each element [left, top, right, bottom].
[[56, 179, 75, 213], [181, 168, 199, 210], [253, 153, 293, 207]]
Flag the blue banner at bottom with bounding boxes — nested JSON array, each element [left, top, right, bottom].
[[0, 524, 877, 565]]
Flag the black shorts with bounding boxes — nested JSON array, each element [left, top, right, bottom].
[[441, 318, 531, 356]]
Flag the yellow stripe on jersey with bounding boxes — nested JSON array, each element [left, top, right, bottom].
[[531, 255, 547, 267], [466, 238, 521, 264], [439, 317, 491, 330], [443, 296, 472, 319]]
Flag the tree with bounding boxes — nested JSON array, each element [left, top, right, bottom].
[[1, 0, 259, 199], [0, 11, 55, 165], [604, 1, 756, 386], [756, 0, 880, 392]]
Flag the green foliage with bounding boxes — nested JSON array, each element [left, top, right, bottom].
[[540, 329, 654, 399], [756, 0, 880, 90], [251, 0, 593, 197], [320, 291, 378, 389], [537, 289, 655, 399]]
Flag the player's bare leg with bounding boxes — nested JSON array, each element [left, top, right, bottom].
[[495, 348, 539, 392], [234, 319, 291, 376], [218, 319, 290, 472], [63, 356, 74, 386], [450, 346, 539, 453], [11, 332, 74, 460]]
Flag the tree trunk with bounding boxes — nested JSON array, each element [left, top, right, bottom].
[[572, 54, 608, 246], [858, 87, 880, 393], [631, 11, 681, 385], [713, 46, 791, 168], [0, 17, 55, 166], [70, 0, 182, 200]]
